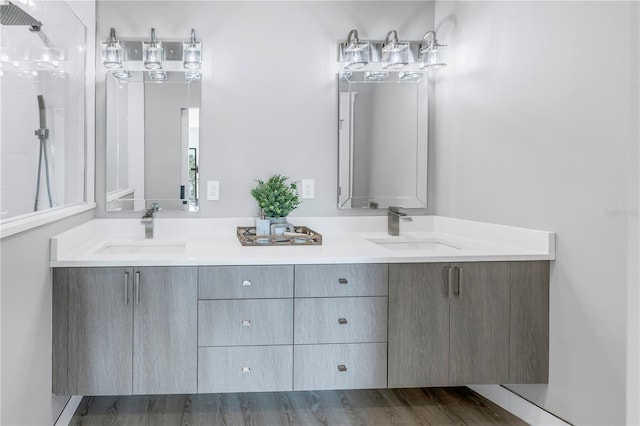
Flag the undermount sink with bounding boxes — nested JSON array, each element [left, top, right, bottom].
[[95, 241, 186, 254], [368, 237, 462, 252]]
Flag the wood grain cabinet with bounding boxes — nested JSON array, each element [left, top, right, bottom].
[[52, 267, 197, 396], [293, 264, 389, 390], [388, 261, 549, 388], [197, 265, 295, 393]]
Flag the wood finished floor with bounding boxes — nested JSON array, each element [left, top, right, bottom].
[[70, 387, 527, 425]]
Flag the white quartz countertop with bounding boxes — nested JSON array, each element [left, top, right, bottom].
[[50, 215, 555, 267]]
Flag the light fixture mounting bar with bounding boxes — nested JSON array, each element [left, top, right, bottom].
[[337, 40, 421, 64], [119, 40, 184, 61]]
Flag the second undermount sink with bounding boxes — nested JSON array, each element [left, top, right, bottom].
[[368, 237, 463, 252], [95, 241, 186, 254]]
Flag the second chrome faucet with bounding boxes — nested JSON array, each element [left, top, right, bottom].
[[388, 206, 413, 236], [141, 202, 160, 239]]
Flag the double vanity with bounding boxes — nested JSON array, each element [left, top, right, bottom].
[[50, 215, 554, 396]]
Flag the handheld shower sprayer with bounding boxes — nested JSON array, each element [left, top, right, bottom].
[[34, 95, 52, 210]]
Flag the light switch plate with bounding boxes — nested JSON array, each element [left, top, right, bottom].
[[207, 181, 219, 200]]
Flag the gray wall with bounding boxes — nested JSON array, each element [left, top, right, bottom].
[[0, 209, 94, 425], [95, 1, 437, 217], [432, 1, 639, 424]]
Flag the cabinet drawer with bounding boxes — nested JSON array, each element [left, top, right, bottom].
[[198, 299, 293, 346], [199, 266, 293, 299], [294, 297, 387, 344], [198, 346, 293, 393], [295, 264, 388, 297], [293, 343, 387, 390]]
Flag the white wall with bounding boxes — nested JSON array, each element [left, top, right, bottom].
[[94, 1, 436, 217], [0, 1, 96, 425], [432, 1, 639, 424]]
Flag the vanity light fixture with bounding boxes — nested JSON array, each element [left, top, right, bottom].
[[365, 71, 389, 81], [101, 27, 123, 69], [148, 70, 167, 81], [381, 30, 409, 69], [185, 71, 201, 81], [342, 29, 370, 70], [110, 69, 131, 80], [143, 28, 163, 70], [183, 29, 201, 70], [419, 31, 447, 69]]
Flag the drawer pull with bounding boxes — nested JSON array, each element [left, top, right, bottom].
[[242, 320, 251, 327], [337, 364, 347, 372], [338, 318, 348, 325], [242, 280, 252, 287], [242, 367, 251, 374], [338, 278, 348, 284]]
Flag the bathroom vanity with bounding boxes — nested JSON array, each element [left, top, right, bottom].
[[51, 216, 554, 396]]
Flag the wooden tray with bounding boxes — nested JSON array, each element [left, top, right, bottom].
[[237, 226, 323, 246]]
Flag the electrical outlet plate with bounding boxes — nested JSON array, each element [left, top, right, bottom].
[[302, 179, 314, 199]]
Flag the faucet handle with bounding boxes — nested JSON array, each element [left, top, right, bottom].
[[388, 206, 408, 217]]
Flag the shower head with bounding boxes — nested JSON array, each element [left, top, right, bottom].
[[0, 1, 42, 31]]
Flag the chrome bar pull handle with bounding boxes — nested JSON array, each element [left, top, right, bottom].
[[454, 266, 462, 297], [135, 271, 141, 304], [338, 364, 347, 372], [338, 318, 348, 325], [338, 278, 348, 284], [124, 272, 129, 305]]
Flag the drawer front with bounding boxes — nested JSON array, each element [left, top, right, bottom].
[[198, 299, 293, 346], [293, 343, 387, 390], [199, 265, 293, 299], [295, 264, 388, 297], [294, 297, 387, 344], [199, 346, 293, 393]]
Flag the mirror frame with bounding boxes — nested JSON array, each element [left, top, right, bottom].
[[337, 71, 428, 210], [104, 71, 201, 212]]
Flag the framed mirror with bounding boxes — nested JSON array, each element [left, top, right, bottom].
[[338, 71, 428, 209], [105, 71, 201, 212]]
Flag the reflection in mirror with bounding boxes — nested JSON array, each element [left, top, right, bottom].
[[338, 71, 428, 209], [105, 71, 201, 212]]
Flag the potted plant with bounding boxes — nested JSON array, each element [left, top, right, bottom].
[[250, 174, 300, 221]]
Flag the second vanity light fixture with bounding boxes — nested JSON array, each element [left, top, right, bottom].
[[101, 27, 202, 80], [339, 28, 447, 79]]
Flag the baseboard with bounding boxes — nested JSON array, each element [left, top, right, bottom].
[[468, 385, 571, 425], [54, 395, 83, 426]]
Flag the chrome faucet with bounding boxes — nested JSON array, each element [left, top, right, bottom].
[[141, 203, 160, 239], [388, 206, 412, 236]]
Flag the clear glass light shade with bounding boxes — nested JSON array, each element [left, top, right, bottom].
[[143, 41, 163, 69], [382, 42, 409, 69], [185, 71, 201, 80], [111, 70, 131, 80], [101, 41, 123, 69], [148, 70, 167, 80], [183, 41, 201, 69], [343, 41, 369, 69], [365, 71, 388, 81], [419, 46, 446, 69]]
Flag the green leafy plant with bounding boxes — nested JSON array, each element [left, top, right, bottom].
[[250, 174, 300, 218]]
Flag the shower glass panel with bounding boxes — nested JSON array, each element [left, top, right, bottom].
[[0, 1, 86, 220]]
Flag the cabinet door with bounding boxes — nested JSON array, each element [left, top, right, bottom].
[[133, 267, 197, 394], [68, 267, 133, 395], [510, 261, 549, 383], [449, 262, 510, 384], [388, 263, 450, 387]]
